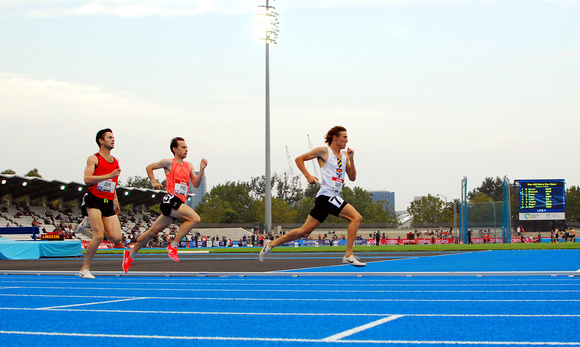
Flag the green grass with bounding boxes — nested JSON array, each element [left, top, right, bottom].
[[93, 242, 580, 254]]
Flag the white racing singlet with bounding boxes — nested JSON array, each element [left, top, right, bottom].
[[316, 147, 347, 206]]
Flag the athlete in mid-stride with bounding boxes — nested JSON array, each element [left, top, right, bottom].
[[79, 128, 123, 279], [259, 126, 366, 267], [122, 137, 207, 272]]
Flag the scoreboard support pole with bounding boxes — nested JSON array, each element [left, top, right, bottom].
[[502, 176, 512, 243], [460, 177, 468, 244]]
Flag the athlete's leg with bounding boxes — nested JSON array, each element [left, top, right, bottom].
[[169, 204, 201, 245], [102, 215, 122, 244], [269, 216, 321, 249], [338, 204, 362, 258], [81, 208, 106, 271], [130, 215, 174, 256]]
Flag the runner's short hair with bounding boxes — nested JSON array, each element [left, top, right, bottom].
[[170, 137, 185, 154], [324, 126, 347, 145], [96, 128, 112, 147]]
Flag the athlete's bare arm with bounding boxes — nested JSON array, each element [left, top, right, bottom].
[[295, 146, 328, 185], [189, 159, 208, 189], [113, 191, 120, 215], [146, 158, 173, 190], [84, 155, 121, 186], [345, 148, 356, 182]]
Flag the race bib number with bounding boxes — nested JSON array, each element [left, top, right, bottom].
[[331, 177, 344, 195], [329, 196, 344, 208], [97, 180, 116, 193], [174, 183, 188, 196]]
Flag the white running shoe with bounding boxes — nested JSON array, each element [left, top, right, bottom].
[[79, 268, 95, 279], [342, 255, 366, 267], [76, 218, 92, 238], [259, 239, 271, 262]]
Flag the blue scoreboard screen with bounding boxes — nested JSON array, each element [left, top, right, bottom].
[[518, 179, 565, 221]]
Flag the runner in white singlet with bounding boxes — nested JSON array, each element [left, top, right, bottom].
[[259, 126, 366, 267]]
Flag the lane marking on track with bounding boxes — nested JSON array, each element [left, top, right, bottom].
[[1, 293, 578, 302], [35, 297, 148, 310], [1, 307, 579, 318], [2, 285, 579, 294], [0, 330, 579, 345], [321, 315, 404, 342]]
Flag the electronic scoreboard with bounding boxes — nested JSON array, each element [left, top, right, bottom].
[[518, 179, 565, 221]]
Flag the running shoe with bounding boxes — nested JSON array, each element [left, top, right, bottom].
[[167, 244, 179, 262], [79, 268, 95, 279], [122, 250, 133, 273], [342, 255, 366, 267], [259, 239, 271, 262], [76, 218, 92, 238]]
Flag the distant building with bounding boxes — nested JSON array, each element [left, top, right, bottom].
[[370, 190, 395, 211], [185, 171, 206, 209]]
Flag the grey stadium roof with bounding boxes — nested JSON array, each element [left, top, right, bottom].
[[0, 174, 164, 208]]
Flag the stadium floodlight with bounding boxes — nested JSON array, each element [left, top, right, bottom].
[[257, 0, 279, 234]]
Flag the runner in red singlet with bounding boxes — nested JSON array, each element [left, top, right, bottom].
[[122, 137, 207, 272], [79, 128, 123, 279]]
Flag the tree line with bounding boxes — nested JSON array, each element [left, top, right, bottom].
[[5, 169, 580, 225]]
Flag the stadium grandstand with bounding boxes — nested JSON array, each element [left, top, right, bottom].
[[0, 174, 252, 246]]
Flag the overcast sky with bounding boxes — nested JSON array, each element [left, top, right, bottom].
[[1, 0, 579, 211]]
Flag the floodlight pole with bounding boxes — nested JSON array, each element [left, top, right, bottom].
[[260, 0, 278, 235], [265, 29, 271, 235]]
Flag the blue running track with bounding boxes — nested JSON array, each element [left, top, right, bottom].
[[1, 250, 579, 346]]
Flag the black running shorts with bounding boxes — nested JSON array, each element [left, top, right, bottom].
[[160, 194, 184, 217], [81, 193, 116, 217], [309, 195, 348, 223]]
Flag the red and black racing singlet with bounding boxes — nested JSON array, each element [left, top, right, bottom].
[[165, 159, 191, 203], [87, 153, 119, 200]]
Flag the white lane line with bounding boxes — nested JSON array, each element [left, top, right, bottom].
[[321, 315, 404, 342], [37, 297, 148, 310], [2, 285, 579, 293], [1, 293, 578, 302], [1, 331, 579, 345], [1, 307, 580, 318]]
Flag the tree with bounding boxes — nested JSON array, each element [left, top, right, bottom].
[[25, 168, 42, 178], [468, 176, 504, 201], [566, 186, 580, 223], [243, 172, 303, 205], [407, 194, 447, 224], [196, 182, 255, 223], [324, 187, 398, 224], [365, 199, 398, 224], [220, 209, 241, 223], [273, 172, 303, 205], [254, 198, 296, 223], [195, 196, 232, 223], [1, 169, 15, 175], [124, 175, 155, 189]]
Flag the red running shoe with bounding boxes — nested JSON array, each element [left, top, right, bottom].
[[167, 244, 179, 262], [122, 250, 133, 273]]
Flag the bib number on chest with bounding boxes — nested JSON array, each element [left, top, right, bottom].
[[331, 177, 344, 195], [174, 182, 188, 196], [97, 180, 116, 193]]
